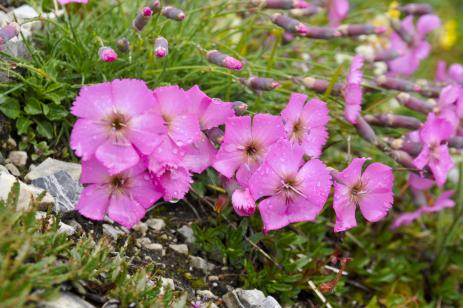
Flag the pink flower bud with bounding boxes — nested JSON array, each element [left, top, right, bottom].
[[207, 50, 243, 71], [116, 37, 130, 53], [162, 6, 185, 21], [149, 1, 161, 11], [337, 24, 385, 37], [376, 76, 421, 93], [271, 13, 309, 36], [133, 7, 153, 32], [232, 101, 248, 115], [304, 26, 338, 39], [364, 114, 421, 129], [232, 188, 256, 217], [0, 23, 19, 45], [98, 47, 118, 62], [251, 0, 310, 9], [390, 19, 414, 45], [372, 50, 401, 62], [449, 136, 463, 149], [390, 150, 416, 170], [354, 116, 378, 144], [397, 93, 435, 114], [301, 77, 342, 94], [398, 3, 433, 16], [154, 36, 168, 58], [245, 77, 280, 91], [289, 6, 321, 18], [205, 127, 224, 145], [282, 31, 295, 44]]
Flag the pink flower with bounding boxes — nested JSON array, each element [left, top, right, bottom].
[[449, 64, 463, 84], [281, 93, 329, 158], [213, 114, 285, 186], [70, 79, 165, 174], [343, 55, 364, 124], [332, 158, 394, 232], [249, 140, 331, 232], [58, 0, 88, 4], [435, 61, 463, 84], [76, 157, 162, 228], [408, 173, 433, 191], [328, 0, 349, 27], [413, 113, 454, 187], [388, 15, 441, 76], [391, 210, 422, 229], [98, 47, 118, 62], [421, 190, 455, 213], [232, 188, 256, 217], [437, 85, 463, 136]]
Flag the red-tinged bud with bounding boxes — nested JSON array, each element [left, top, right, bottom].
[[282, 31, 295, 44], [244, 77, 280, 91], [355, 116, 378, 145], [390, 18, 414, 45], [372, 50, 401, 62], [304, 26, 338, 39], [232, 101, 248, 115], [133, 7, 153, 32], [0, 23, 19, 45], [162, 6, 185, 21], [377, 76, 421, 93], [365, 114, 421, 130], [207, 50, 243, 71], [397, 93, 435, 114], [149, 0, 161, 11], [390, 150, 416, 170], [205, 128, 224, 145], [154, 36, 168, 58], [251, 0, 310, 9], [289, 6, 321, 18], [449, 136, 463, 149], [415, 80, 442, 98], [398, 3, 433, 16], [337, 24, 385, 37], [116, 37, 130, 53], [272, 14, 309, 36], [301, 77, 342, 94], [98, 47, 118, 62]]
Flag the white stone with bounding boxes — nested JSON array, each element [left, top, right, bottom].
[[197, 290, 218, 300], [7, 151, 27, 167], [169, 244, 188, 255], [5, 163, 20, 176], [38, 292, 95, 308], [189, 256, 215, 274], [25, 158, 82, 182], [145, 243, 163, 252], [132, 221, 148, 236], [146, 218, 166, 231], [103, 224, 125, 241], [178, 225, 196, 244]]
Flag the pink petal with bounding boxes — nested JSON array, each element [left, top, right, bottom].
[[222, 116, 252, 145], [301, 99, 330, 128], [413, 41, 431, 61], [76, 185, 110, 221], [182, 133, 217, 173], [153, 85, 190, 118], [200, 100, 235, 130], [251, 114, 285, 147], [264, 139, 304, 179], [186, 85, 210, 116], [258, 196, 290, 232], [129, 174, 163, 209], [416, 14, 441, 39], [413, 146, 430, 170], [297, 158, 332, 210], [127, 112, 166, 155], [344, 84, 363, 124], [438, 85, 461, 107], [158, 166, 192, 201], [334, 157, 367, 186], [449, 64, 463, 83], [422, 190, 455, 213], [428, 144, 454, 187], [80, 157, 110, 184], [301, 126, 328, 158], [70, 119, 107, 161], [435, 61, 448, 82], [236, 162, 259, 187], [111, 79, 156, 117], [248, 161, 282, 200], [108, 193, 146, 228], [281, 93, 307, 124], [148, 136, 185, 174], [58, 0, 88, 4], [333, 183, 357, 232], [390, 210, 422, 229], [168, 113, 202, 146], [328, 0, 349, 27], [362, 162, 394, 194], [95, 138, 140, 175], [408, 173, 434, 191], [232, 188, 256, 217], [420, 113, 453, 145], [71, 82, 113, 120], [347, 56, 364, 85], [358, 192, 393, 222], [213, 147, 245, 178]]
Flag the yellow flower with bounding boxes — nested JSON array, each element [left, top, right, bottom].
[[387, 1, 400, 20], [441, 20, 457, 50]]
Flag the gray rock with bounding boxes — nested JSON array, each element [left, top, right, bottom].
[[261, 296, 281, 308], [38, 292, 95, 308], [189, 256, 215, 274], [0, 152, 4, 164], [178, 225, 196, 244], [160, 277, 175, 294], [146, 218, 166, 231], [223, 288, 279, 308], [0, 165, 9, 174], [132, 221, 148, 236], [25, 158, 82, 182], [7, 150, 27, 167], [35, 212, 76, 236], [169, 244, 188, 255], [103, 224, 125, 241], [136, 237, 151, 248], [31, 170, 82, 213], [145, 243, 163, 252], [5, 163, 20, 176], [197, 290, 218, 300]]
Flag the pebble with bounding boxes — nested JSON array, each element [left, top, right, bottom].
[[160, 277, 175, 294], [25, 158, 82, 182], [197, 290, 218, 300], [5, 163, 20, 176], [189, 256, 215, 274], [208, 276, 219, 282], [136, 237, 151, 248], [146, 218, 166, 231], [7, 151, 27, 167], [37, 292, 95, 308], [103, 224, 125, 241], [145, 243, 163, 253], [132, 221, 148, 236], [178, 225, 196, 244], [169, 244, 188, 255]]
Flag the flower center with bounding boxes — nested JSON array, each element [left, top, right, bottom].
[[277, 176, 304, 202], [243, 141, 261, 160], [108, 112, 128, 132], [291, 119, 305, 142], [350, 181, 367, 204], [110, 175, 129, 192]]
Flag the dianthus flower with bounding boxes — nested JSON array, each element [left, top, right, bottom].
[[332, 158, 394, 232], [328, 0, 349, 27], [343, 55, 364, 124], [249, 140, 331, 232], [437, 85, 463, 137]]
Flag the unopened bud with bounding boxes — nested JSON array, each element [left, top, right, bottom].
[[449, 136, 463, 149], [415, 80, 442, 98], [0, 23, 19, 45], [372, 50, 401, 62], [251, 0, 310, 9], [272, 13, 309, 36], [154, 36, 168, 58], [304, 26, 338, 39], [390, 18, 414, 45], [205, 127, 224, 145], [397, 93, 434, 114], [231, 101, 248, 115], [390, 150, 416, 170], [377, 76, 421, 93], [401, 134, 422, 156], [355, 116, 378, 144], [162, 6, 185, 21], [289, 6, 321, 18], [282, 31, 295, 44], [133, 7, 153, 32], [398, 3, 433, 16], [149, 0, 161, 11], [245, 77, 280, 91], [98, 47, 118, 62], [207, 50, 243, 71], [364, 114, 421, 129], [116, 37, 130, 53], [301, 77, 342, 94], [337, 24, 385, 37]]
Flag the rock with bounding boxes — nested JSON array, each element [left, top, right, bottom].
[[0, 169, 54, 210], [160, 277, 175, 294], [0, 165, 9, 174], [0, 152, 4, 164], [146, 218, 165, 231], [6, 137, 16, 149], [197, 290, 218, 300], [35, 212, 76, 236], [169, 244, 188, 255], [201, 303, 219, 308], [31, 170, 82, 213], [5, 163, 20, 176], [145, 243, 163, 252], [103, 224, 125, 241], [38, 292, 95, 308], [208, 275, 219, 282], [189, 256, 215, 274], [132, 221, 148, 236], [7, 150, 27, 167], [25, 158, 82, 182], [178, 225, 196, 244], [223, 288, 280, 308], [136, 237, 151, 248], [102, 299, 120, 308], [261, 296, 281, 308]]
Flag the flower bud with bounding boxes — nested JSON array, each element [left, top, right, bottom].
[[98, 47, 118, 62], [415, 80, 442, 98], [206, 127, 225, 145], [116, 37, 130, 53], [390, 18, 414, 45], [282, 31, 295, 44], [289, 6, 321, 18], [390, 150, 416, 170], [251, 0, 310, 9], [232, 188, 256, 217], [372, 50, 401, 62], [271, 13, 309, 36], [154, 36, 168, 58], [0, 23, 19, 45], [245, 77, 280, 91], [207, 50, 243, 71], [301, 77, 342, 94], [161, 6, 185, 21], [149, 0, 161, 11], [376, 75, 421, 93], [232, 101, 248, 115], [304, 26, 338, 39], [398, 3, 433, 16], [397, 93, 434, 114], [364, 114, 421, 129], [449, 136, 463, 149], [337, 24, 385, 37], [132, 7, 153, 32], [355, 116, 378, 144]]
